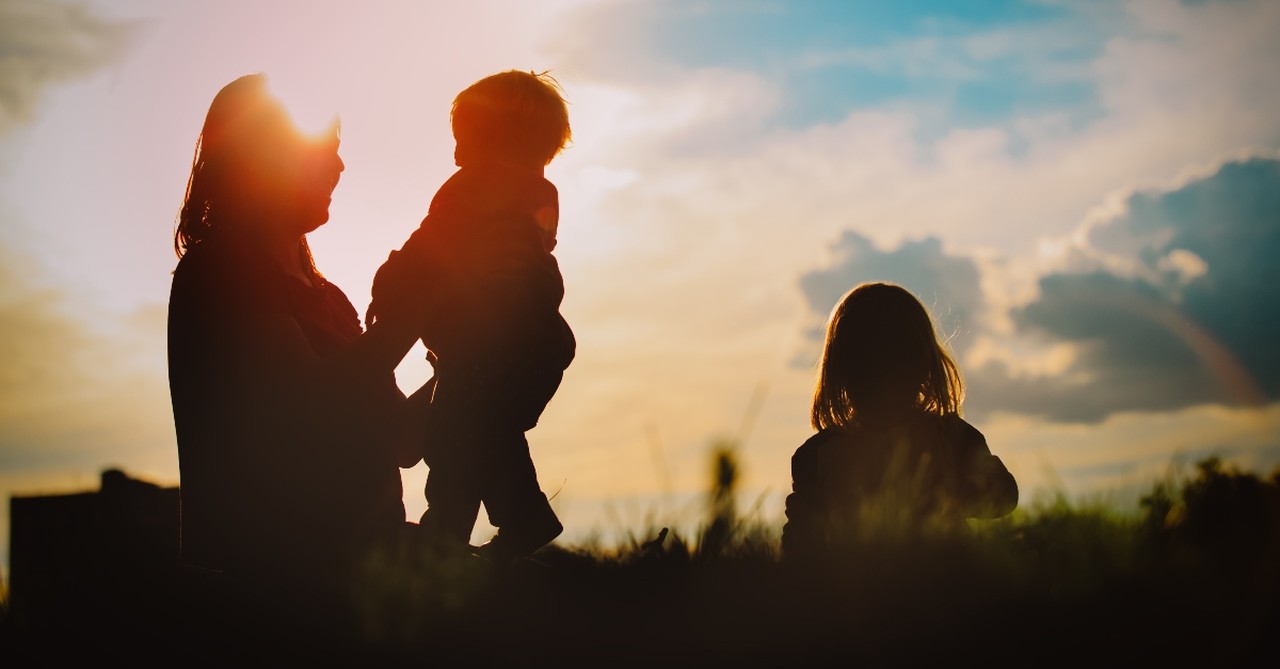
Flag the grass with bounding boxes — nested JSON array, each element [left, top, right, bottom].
[[2, 456, 1277, 666]]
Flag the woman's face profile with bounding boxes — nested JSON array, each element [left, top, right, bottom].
[[286, 130, 344, 235], [241, 104, 344, 236]]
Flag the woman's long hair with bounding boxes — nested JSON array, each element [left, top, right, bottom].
[[811, 282, 964, 430], [173, 73, 324, 275]]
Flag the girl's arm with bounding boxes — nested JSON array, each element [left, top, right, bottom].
[[969, 454, 1018, 518], [957, 423, 1018, 519], [781, 440, 825, 560]]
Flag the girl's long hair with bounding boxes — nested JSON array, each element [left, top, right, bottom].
[[811, 282, 963, 430], [173, 73, 322, 275]]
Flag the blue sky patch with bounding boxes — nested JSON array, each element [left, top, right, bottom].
[[618, 0, 1110, 138]]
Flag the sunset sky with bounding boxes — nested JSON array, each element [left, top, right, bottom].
[[2, 0, 1278, 572]]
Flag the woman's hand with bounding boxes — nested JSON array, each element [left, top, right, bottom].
[[389, 375, 437, 468]]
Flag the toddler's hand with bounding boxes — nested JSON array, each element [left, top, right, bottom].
[[367, 249, 427, 331]]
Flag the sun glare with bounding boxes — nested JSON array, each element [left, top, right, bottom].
[[268, 74, 343, 139]]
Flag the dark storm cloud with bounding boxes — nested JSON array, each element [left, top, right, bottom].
[[969, 157, 1280, 423], [796, 230, 986, 360], [1089, 159, 1280, 385], [0, 0, 138, 134]]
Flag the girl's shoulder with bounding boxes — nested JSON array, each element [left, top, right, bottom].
[[930, 412, 984, 437], [900, 411, 979, 435], [796, 426, 853, 451], [949, 414, 987, 444], [791, 425, 880, 468], [921, 413, 990, 458], [791, 427, 843, 464]]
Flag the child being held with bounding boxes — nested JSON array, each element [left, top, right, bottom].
[[368, 70, 574, 561], [781, 282, 1018, 560]]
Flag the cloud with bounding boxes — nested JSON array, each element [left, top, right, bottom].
[[968, 156, 1280, 423], [552, 0, 1115, 134], [0, 0, 138, 134], [795, 231, 986, 364], [548, 0, 1280, 249], [0, 243, 174, 474], [983, 403, 1280, 509]]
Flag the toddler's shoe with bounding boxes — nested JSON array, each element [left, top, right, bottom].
[[475, 504, 563, 565]]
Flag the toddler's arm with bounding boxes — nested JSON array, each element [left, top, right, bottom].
[[366, 223, 450, 337]]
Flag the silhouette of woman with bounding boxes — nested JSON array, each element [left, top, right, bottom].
[[781, 282, 1018, 560], [166, 74, 430, 606]]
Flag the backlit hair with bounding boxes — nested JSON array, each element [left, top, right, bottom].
[[451, 69, 571, 167], [811, 282, 964, 430]]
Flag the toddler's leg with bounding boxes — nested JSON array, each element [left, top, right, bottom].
[[420, 461, 482, 545], [418, 365, 485, 546], [475, 431, 562, 561]]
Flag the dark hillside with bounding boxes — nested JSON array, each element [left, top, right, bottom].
[[2, 458, 1276, 666]]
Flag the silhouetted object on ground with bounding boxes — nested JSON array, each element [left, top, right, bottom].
[[699, 441, 740, 558], [1135, 456, 1280, 654], [782, 282, 1018, 559], [1169, 457, 1280, 563], [7, 469, 179, 639], [368, 70, 575, 561]]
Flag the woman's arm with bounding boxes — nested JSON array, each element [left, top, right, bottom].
[[220, 310, 423, 465], [226, 300, 419, 381], [387, 375, 436, 468]]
